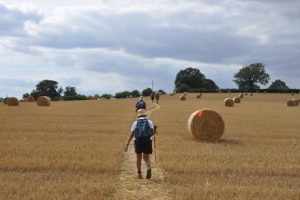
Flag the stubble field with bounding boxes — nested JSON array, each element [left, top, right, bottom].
[[0, 93, 299, 199]]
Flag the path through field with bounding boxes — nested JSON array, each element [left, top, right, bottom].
[[114, 104, 171, 200]]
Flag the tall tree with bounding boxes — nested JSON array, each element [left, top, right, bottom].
[[202, 79, 219, 90], [174, 67, 218, 92], [175, 67, 205, 90], [233, 63, 270, 91], [268, 79, 289, 90], [64, 86, 77, 96], [22, 93, 30, 99], [30, 80, 61, 99], [131, 90, 141, 98], [142, 88, 153, 96]]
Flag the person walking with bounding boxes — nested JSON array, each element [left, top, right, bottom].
[[155, 92, 160, 104], [124, 109, 155, 179], [150, 92, 155, 103], [135, 96, 146, 112]]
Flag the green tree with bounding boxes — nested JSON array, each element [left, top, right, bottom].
[[175, 67, 219, 92], [142, 88, 153, 96], [158, 89, 166, 94], [177, 84, 190, 93], [131, 90, 141, 98], [115, 91, 131, 99], [101, 94, 112, 99], [22, 93, 30, 99], [64, 86, 77, 96], [30, 80, 62, 99], [268, 79, 289, 90], [202, 79, 219, 90], [233, 63, 270, 91], [175, 68, 205, 90]]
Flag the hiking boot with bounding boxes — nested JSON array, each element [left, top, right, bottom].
[[138, 172, 142, 179], [146, 168, 151, 179]]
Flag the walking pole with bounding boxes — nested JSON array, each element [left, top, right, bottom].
[[154, 133, 156, 162], [154, 125, 157, 162]]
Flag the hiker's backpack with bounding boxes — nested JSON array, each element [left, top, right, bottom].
[[134, 119, 151, 139], [136, 100, 146, 110]]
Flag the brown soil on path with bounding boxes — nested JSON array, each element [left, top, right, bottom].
[[113, 104, 171, 200]]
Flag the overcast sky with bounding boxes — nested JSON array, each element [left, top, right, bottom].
[[1, 0, 299, 98]]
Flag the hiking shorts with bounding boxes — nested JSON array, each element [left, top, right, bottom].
[[134, 138, 152, 154]]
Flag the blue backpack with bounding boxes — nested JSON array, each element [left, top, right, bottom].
[[136, 100, 146, 110], [134, 119, 151, 139]]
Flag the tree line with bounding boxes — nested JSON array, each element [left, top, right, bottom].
[[22, 80, 166, 101], [175, 63, 296, 93], [20, 62, 297, 101]]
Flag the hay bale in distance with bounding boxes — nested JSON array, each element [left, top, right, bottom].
[[224, 98, 234, 107], [180, 95, 186, 101], [37, 96, 51, 106], [287, 99, 297, 107], [187, 109, 225, 141], [233, 97, 241, 103], [7, 97, 19, 106], [196, 93, 202, 98], [3, 97, 8, 104], [249, 93, 253, 96], [27, 96, 35, 102], [239, 93, 244, 98]]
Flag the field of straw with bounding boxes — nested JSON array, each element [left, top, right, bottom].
[[0, 93, 299, 199]]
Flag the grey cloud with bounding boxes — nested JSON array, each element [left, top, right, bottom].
[[1, 0, 299, 91], [0, 3, 43, 37]]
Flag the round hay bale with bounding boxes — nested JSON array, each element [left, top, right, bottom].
[[180, 95, 186, 101], [244, 93, 248, 95], [3, 97, 8, 104], [249, 93, 253, 96], [287, 99, 297, 107], [239, 93, 244, 98], [224, 98, 234, 107], [183, 92, 187, 96], [37, 96, 51, 106], [196, 93, 202, 98], [187, 109, 225, 141], [27, 96, 35, 102], [7, 97, 19, 106], [291, 92, 294, 96], [233, 97, 241, 103]]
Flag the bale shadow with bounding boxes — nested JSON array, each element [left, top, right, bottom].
[[194, 138, 242, 146], [217, 139, 242, 145]]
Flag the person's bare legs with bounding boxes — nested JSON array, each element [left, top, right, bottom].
[[143, 153, 151, 168], [136, 153, 142, 178], [143, 153, 152, 179]]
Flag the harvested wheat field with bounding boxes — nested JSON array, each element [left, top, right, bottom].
[[1, 93, 299, 200]]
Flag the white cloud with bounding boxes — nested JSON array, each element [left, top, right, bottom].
[[0, 0, 300, 98]]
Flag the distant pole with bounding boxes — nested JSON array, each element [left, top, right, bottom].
[[152, 80, 154, 91]]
